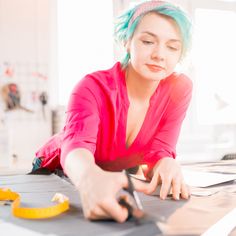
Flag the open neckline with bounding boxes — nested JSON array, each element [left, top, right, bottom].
[[120, 69, 155, 150], [124, 104, 152, 150]]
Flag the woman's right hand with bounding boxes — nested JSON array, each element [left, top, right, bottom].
[[64, 148, 149, 223], [77, 166, 148, 222]]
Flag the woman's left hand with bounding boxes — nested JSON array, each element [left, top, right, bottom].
[[146, 157, 190, 200]]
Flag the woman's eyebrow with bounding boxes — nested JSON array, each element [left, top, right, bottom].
[[140, 31, 157, 37], [168, 39, 181, 44], [140, 31, 181, 43]]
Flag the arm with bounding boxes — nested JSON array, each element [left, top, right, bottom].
[[61, 78, 149, 222], [64, 148, 97, 187], [64, 148, 128, 222], [144, 75, 192, 200], [64, 147, 149, 222]]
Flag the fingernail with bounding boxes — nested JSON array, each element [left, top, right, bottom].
[[184, 193, 189, 199], [175, 195, 179, 200]]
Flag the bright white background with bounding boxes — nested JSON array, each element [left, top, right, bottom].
[[57, 0, 114, 106]]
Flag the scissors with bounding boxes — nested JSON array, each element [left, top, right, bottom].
[[118, 170, 145, 224]]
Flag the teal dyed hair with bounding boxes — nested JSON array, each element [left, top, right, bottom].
[[114, 1, 192, 67]]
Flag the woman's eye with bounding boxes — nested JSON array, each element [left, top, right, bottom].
[[142, 40, 154, 45], [168, 46, 179, 51]]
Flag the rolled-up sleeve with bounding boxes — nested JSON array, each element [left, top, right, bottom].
[[60, 78, 100, 168], [143, 76, 193, 171]]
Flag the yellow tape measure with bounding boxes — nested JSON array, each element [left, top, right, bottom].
[[0, 188, 69, 219]]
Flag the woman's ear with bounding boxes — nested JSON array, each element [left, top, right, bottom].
[[124, 40, 131, 53]]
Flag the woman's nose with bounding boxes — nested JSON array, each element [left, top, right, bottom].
[[151, 45, 165, 61]]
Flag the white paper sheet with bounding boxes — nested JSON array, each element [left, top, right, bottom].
[[182, 168, 236, 187]]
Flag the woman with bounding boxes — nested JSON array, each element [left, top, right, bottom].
[[34, 0, 192, 222]]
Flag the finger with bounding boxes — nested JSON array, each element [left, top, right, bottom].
[[130, 176, 150, 193], [80, 192, 110, 221], [101, 197, 129, 223], [180, 182, 191, 199], [171, 178, 181, 200], [146, 171, 162, 195], [88, 206, 111, 221], [117, 172, 150, 194], [160, 176, 172, 200]]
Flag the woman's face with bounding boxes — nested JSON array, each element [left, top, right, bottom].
[[126, 13, 182, 82]]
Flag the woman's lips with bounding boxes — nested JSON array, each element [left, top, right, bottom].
[[146, 64, 165, 72]]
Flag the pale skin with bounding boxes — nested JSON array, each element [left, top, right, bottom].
[[65, 12, 190, 222]]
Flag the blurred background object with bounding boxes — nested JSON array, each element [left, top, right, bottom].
[[1, 0, 236, 174]]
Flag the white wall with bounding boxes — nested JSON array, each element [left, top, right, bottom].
[[57, 0, 114, 106], [0, 0, 52, 167]]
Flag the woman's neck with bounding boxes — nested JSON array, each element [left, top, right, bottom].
[[125, 64, 160, 102]]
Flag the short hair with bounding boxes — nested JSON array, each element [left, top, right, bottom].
[[114, 1, 192, 67]]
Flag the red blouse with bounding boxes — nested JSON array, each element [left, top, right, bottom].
[[36, 62, 192, 172]]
